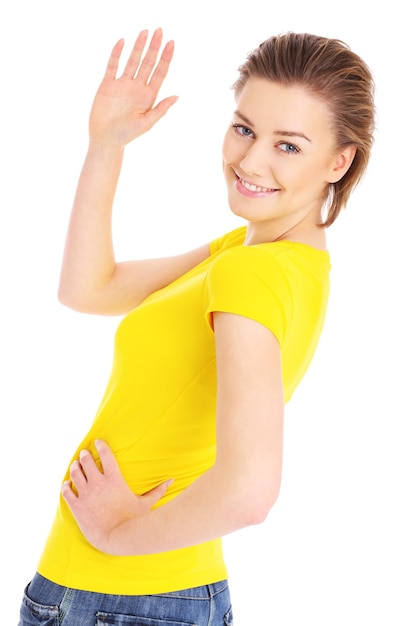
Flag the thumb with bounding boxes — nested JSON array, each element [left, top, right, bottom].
[[143, 95, 179, 131], [138, 479, 174, 507]]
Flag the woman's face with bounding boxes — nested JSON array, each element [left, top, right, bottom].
[[222, 78, 348, 242]]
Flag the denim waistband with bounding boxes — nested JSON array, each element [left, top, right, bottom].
[[27, 572, 229, 603]]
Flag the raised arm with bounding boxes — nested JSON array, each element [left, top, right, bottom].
[[62, 311, 284, 554], [58, 29, 209, 316]]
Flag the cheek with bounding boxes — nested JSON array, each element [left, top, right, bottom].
[[282, 160, 330, 190], [221, 134, 232, 164], [222, 128, 243, 164]]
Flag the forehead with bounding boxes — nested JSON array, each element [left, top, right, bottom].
[[235, 78, 333, 136]]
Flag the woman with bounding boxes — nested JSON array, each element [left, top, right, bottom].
[[18, 28, 375, 626]]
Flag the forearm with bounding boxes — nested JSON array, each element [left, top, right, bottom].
[[106, 315, 285, 556], [108, 459, 280, 556], [58, 141, 124, 311], [62, 314, 285, 555]]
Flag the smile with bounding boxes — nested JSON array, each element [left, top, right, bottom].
[[235, 173, 278, 195]]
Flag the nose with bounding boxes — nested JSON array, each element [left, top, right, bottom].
[[239, 140, 270, 178]]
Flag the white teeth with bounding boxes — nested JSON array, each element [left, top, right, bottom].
[[240, 177, 275, 193]]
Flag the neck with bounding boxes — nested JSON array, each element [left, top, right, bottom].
[[273, 217, 327, 251], [244, 209, 327, 250]]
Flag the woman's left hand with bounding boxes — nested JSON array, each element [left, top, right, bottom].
[[61, 439, 172, 553]]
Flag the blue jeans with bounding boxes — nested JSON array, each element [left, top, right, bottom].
[[18, 573, 233, 626]]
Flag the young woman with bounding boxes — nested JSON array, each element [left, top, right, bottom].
[[18, 28, 375, 626]]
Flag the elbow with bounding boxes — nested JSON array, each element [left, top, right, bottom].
[[57, 285, 96, 313], [57, 285, 83, 311], [57, 285, 74, 309], [237, 482, 281, 527], [248, 492, 280, 526]]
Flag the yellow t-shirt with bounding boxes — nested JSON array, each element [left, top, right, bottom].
[[37, 226, 330, 594]]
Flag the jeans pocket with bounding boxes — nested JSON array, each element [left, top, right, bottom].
[[96, 612, 195, 626], [19, 584, 59, 626], [224, 606, 234, 626]]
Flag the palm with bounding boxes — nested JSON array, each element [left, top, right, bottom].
[[89, 29, 177, 147]]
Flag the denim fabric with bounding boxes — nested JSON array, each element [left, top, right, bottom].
[[18, 573, 233, 626]]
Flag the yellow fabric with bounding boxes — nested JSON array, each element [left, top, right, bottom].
[[37, 226, 330, 594]]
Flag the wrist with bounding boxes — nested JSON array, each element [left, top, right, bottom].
[[88, 138, 125, 154]]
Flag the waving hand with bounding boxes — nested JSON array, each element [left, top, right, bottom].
[[89, 28, 178, 147]]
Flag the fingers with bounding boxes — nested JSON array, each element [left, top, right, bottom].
[[148, 39, 175, 91], [105, 28, 170, 83], [104, 38, 125, 80], [60, 459, 85, 503], [134, 28, 164, 84], [65, 451, 93, 495], [94, 439, 121, 477], [62, 445, 104, 499], [121, 28, 174, 87], [78, 448, 98, 477], [121, 29, 149, 79], [61, 479, 76, 504]]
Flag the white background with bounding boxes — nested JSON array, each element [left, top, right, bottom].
[[1, 1, 416, 624]]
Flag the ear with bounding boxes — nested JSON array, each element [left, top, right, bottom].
[[326, 145, 357, 183]]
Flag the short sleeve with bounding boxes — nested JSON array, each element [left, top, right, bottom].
[[204, 245, 292, 344], [209, 227, 247, 256]]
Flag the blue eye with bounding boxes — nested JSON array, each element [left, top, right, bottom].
[[232, 124, 254, 138], [278, 142, 300, 154]]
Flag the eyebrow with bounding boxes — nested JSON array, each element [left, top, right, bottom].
[[234, 110, 312, 143]]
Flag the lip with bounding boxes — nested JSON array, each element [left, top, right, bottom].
[[234, 172, 279, 198]]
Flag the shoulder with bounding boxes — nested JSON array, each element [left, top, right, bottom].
[[204, 241, 330, 345], [208, 244, 284, 286], [203, 244, 292, 343], [206, 241, 330, 322], [209, 227, 247, 255], [209, 240, 330, 286]]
